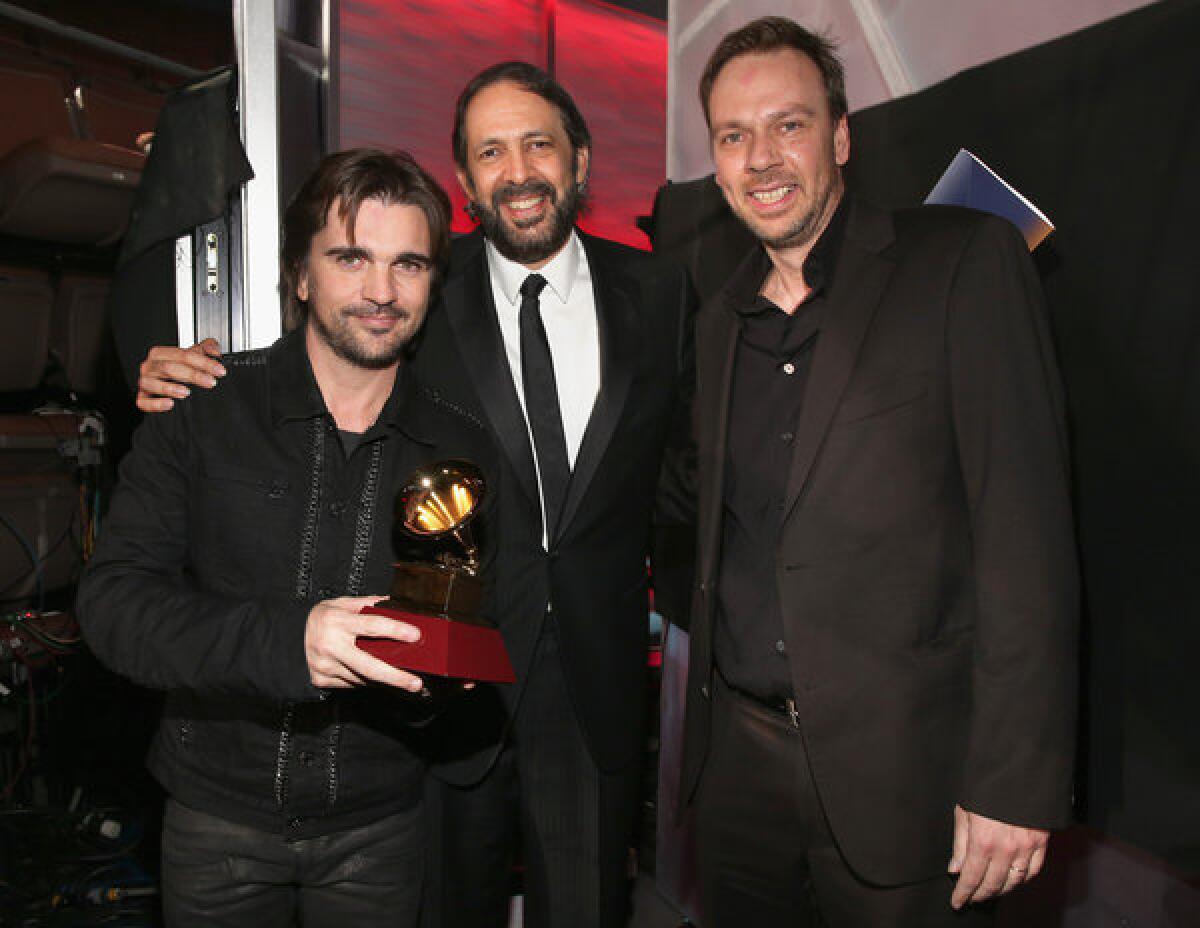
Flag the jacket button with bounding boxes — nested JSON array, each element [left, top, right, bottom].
[[299, 751, 315, 767], [700, 684, 710, 699]]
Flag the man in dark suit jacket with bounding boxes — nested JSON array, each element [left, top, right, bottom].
[[679, 18, 1078, 927], [136, 62, 692, 928], [413, 63, 692, 928]]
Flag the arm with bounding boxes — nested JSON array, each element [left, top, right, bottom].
[[944, 217, 1079, 905], [77, 405, 425, 700], [136, 338, 226, 413]]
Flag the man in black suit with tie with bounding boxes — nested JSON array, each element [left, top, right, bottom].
[[136, 62, 693, 928], [415, 61, 692, 928], [679, 18, 1078, 927]]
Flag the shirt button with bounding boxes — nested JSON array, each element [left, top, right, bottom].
[[775, 639, 787, 654], [782, 362, 796, 375], [781, 431, 794, 443]]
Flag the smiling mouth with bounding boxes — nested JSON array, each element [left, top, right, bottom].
[[749, 184, 796, 206]]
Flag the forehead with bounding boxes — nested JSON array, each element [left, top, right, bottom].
[[708, 48, 830, 122], [313, 197, 431, 253], [462, 80, 567, 143]]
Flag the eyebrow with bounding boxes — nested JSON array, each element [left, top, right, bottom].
[[710, 104, 820, 132], [476, 129, 554, 149], [324, 246, 433, 267]]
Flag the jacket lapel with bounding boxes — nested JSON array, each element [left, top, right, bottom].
[[440, 236, 541, 510], [696, 297, 738, 590], [781, 201, 896, 520], [555, 236, 638, 540]]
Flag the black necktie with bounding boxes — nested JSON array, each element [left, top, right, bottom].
[[519, 273, 571, 541]]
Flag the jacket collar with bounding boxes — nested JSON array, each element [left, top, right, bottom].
[[266, 327, 434, 445]]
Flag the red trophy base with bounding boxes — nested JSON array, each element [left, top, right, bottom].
[[358, 604, 515, 683]]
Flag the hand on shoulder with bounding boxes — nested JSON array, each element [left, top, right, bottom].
[[137, 338, 226, 413]]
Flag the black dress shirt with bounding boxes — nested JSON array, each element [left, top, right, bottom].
[[715, 197, 848, 704]]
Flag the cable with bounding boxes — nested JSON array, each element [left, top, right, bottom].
[[0, 511, 45, 609], [0, 516, 78, 600]]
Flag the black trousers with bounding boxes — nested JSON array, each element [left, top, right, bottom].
[[161, 797, 424, 928], [432, 622, 640, 928], [694, 677, 994, 928]]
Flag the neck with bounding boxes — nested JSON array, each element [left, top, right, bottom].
[[762, 184, 844, 311], [304, 326, 399, 433]]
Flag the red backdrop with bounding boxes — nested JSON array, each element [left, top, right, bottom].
[[338, 0, 665, 249]]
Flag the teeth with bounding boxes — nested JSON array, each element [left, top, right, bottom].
[[508, 197, 543, 210], [751, 186, 793, 205]]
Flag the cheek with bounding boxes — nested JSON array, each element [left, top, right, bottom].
[[713, 161, 739, 203]]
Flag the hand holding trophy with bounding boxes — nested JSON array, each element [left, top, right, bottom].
[[357, 460, 515, 683]]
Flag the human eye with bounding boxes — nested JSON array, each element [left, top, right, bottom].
[[394, 257, 431, 276], [717, 130, 743, 147], [478, 146, 500, 161], [334, 250, 365, 269]]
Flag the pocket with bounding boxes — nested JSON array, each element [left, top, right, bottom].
[[834, 373, 927, 425], [201, 465, 290, 500]]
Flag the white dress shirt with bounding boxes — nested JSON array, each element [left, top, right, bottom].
[[486, 231, 601, 546]]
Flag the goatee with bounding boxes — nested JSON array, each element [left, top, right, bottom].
[[311, 304, 412, 370], [475, 179, 580, 265]]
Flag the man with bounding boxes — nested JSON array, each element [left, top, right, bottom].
[[678, 17, 1079, 927], [78, 149, 496, 926], [136, 62, 694, 928]]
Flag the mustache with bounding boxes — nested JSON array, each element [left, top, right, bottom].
[[746, 171, 800, 190], [492, 179, 556, 207], [342, 304, 410, 318]]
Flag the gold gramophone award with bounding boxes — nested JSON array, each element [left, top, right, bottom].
[[357, 460, 514, 683]]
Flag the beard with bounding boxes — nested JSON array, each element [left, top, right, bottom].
[[475, 178, 581, 265], [737, 164, 842, 252], [310, 301, 417, 370]]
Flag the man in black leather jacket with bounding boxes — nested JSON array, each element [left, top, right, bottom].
[[77, 149, 496, 927]]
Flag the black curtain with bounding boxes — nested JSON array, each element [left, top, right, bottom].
[[652, 0, 1200, 874]]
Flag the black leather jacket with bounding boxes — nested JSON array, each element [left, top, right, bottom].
[[78, 330, 496, 839]]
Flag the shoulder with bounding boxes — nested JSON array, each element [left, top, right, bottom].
[[219, 345, 271, 376], [889, 203, 1025, 254], [581, 231, 690, 298]]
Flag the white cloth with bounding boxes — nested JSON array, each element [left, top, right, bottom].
[[486, 231, 601, 546]]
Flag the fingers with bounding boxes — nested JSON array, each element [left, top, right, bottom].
[[950, 807, 1050, 909], [948, 804, 969, 873], [136, 394, 176, 414], [137, 345, 227, 405], [1027, 844, 1047, 880], [197, 337, 224, 359], [305, 596, 424, 692], [950, 839, 988, 909]]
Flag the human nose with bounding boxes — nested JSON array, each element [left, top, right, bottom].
[[362, 263, 396, 305], [505, 147, 530, 185], [746, 130, 780, 173]]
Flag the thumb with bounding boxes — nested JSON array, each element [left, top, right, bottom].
[[948, 804, 968, 873], [331, 594, 389, 612]]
